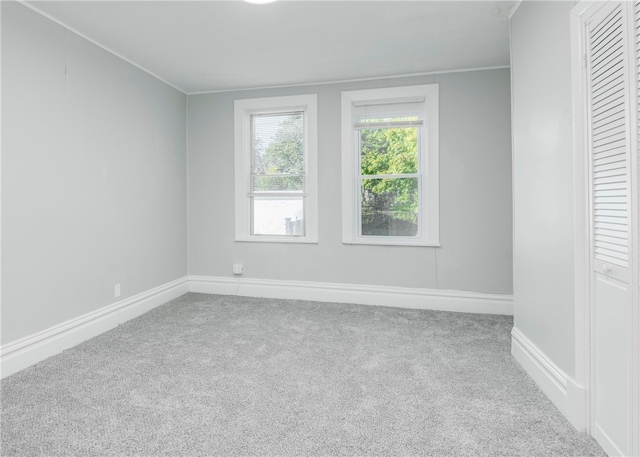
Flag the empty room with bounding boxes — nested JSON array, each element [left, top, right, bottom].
[[1, 0, 639, 455]]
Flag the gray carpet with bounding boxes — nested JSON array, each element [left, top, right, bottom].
[[1, 293, 605, 456]]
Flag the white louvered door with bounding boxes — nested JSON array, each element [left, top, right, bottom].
[[584, 2, 635, 456], [634, 2, 640, 455]]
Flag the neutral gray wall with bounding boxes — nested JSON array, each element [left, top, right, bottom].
[[511, 1, 575, 376], [188, 69, 512, 294], [1, 2, 188, 344]]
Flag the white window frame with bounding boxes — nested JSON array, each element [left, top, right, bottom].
[[341, 84, 440, 246], [234, 94, 318, 243]]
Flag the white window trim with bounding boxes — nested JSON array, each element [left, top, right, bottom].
[[341, 84, 440, 247], [234, 94, 318, 243]]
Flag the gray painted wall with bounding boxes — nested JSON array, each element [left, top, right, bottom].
[[511, 1, 575, 376], [188, 69, 512, 294], [1, 2, 188, 344]]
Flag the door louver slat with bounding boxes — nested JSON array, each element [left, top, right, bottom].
[[592, 103, 625, 124], [591, 48, 624, 78], [594, 168, 626, 179], [594, 148, 626, 162], [595, 221, 628, 233], [593, 119, 626, 137], [592, 26, 623, 52], [596, 195, 628, 203], [596, 227, 628, 238], [593, 107, 624, 128], [589, 3, 630, 268], [596, 234, 628, 247], [593, 160, 626, 172], [592, 61, 625, 86], [592, 72, 624, 99], [595, 240, 628, 254], [636, 1, 640, 232], [591, 9, 622, 44], [595, 251, 628, 266]]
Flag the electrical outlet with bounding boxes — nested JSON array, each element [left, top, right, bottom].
[[115, 284, 121, 298], [232, 264, 244, 275]]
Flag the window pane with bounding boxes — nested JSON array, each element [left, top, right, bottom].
[[361, 178, 418, 237], [360, 127, 418, 175], [251, 112, 304, 180], [252, 196, 304, 236]]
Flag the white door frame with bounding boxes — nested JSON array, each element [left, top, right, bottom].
[[570, 1, 640, 454], [629, 1, 640, 451], [569, 1, 592, 434]]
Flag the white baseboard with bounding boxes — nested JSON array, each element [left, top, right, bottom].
[[511, 327, 587, 431], [593, 423, 627, 457], [188, 275, 514, 315], [1, 276, 512, 379], [0, 277, 189, 379]]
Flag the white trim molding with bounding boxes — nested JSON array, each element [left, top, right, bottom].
[[341, 84, 440, 247], [569, 1, 592, 435], [0, 277, 189, 379], [188, 275, 513, 315], [188, 66, 510, 96], [511, 327, 587, 431], [1, 275, 513, 379], [234, 94, 319, 244]]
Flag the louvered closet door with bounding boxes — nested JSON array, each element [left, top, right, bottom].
[[585, 2, 634, 455], [634, 3, 640, 453]]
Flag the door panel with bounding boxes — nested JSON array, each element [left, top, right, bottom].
[[584, 2, 635, 455], [593, 274, 630, 454]]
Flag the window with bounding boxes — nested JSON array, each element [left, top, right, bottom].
[[234, 94, 318, 243], [341, 85, 439, 246]]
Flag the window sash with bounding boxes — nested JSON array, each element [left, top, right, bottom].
[[358, 176, 422, 238], [235, 93, 318, 243], [356, 122, 424, 239], [250, 195, 306, 237], [341, 84, 439, 247], [249, 110, 306, 194]]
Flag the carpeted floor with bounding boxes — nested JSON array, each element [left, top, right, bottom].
[[1, 293, 605, 456]]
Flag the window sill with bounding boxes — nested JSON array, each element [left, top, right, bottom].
[[343, 239, 441, 247], [235, 236, 319, 244]]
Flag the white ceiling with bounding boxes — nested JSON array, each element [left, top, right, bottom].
[[27, 1, 515, 94]]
